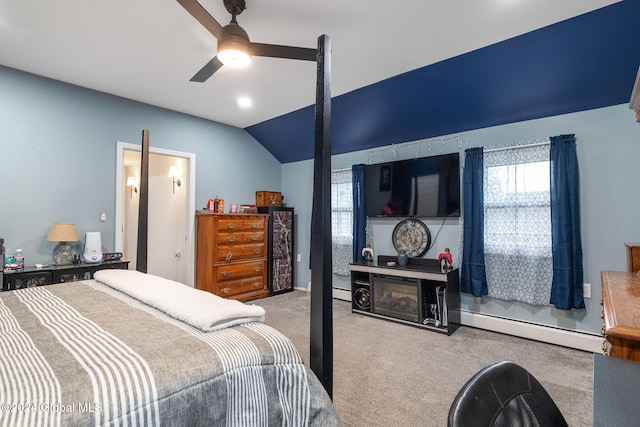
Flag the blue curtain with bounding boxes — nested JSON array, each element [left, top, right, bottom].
[[352, 164, 366, 262], [461, 148, 488, 297], [549, 134, 584, 310]]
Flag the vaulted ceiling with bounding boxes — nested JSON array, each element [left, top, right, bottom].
[[1, 0, 638, 163]]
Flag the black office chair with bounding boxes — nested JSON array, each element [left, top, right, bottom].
[[448, 361, 568, 427]]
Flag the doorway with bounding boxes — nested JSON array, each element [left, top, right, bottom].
[[115, 141, 196, 286]]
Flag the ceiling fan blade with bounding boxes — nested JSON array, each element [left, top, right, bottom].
[[177, 0, 225, 40], [251, 43, 317, 62], [190, 56, 224, 82]]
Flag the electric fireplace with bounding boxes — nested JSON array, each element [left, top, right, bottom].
[[371, 274, 424, 323]]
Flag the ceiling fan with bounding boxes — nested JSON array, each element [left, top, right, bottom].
[[177, 0, 318, 82]]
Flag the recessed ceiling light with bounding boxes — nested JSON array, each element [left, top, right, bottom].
[[237, 97, 253, 108]]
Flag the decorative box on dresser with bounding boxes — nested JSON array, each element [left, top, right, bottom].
[[625, 243, 640, 273], [601, 270, 640, 361], [196, 211, 269, 302]]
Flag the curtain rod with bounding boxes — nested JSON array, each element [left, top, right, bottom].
[[483, 139, 550, 153], [331, 167, 352, 172]]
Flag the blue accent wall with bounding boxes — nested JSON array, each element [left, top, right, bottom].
[[0, 65, 281, 264]]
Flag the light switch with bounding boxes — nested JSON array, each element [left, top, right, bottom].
[[100, 212, 107, 222], [296, 253, 302, 263]]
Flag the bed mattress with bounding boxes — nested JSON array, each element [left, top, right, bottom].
[[0, 279, 340, 426]]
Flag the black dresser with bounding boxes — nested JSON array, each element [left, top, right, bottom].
[[2, 260, 129, 291]]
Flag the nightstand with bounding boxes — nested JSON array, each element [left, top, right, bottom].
[[2, 260, 130, 291]]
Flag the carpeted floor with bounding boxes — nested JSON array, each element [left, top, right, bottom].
[[254, 290, 594, 427]]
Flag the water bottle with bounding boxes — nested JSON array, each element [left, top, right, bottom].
[[15, 249, 24, 271]]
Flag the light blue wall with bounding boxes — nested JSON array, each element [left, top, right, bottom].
[[0, 65, 281, 264], [283, 103, 640, 334]]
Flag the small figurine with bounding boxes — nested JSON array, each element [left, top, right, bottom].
[[362, 244, 374, 264], [438, 248, 453, 271]]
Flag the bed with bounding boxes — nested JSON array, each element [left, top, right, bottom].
[[0, 270, 340, 426], [0, 34, 336, 426]]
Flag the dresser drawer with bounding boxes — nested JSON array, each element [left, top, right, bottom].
[[215, 243, 266, 262], [214, 260, 266, 282], [217, 231, 265, 244], [217, 276, 266, 297], [216, 218, 266, 232], [4, 271, 52, 290]]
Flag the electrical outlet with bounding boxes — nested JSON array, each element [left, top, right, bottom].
[[583, 283, 592, 299], [100, 212, 107, 222], [296, 253, 301, 263]]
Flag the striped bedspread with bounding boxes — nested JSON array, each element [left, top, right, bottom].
[[0, 281, 340, 426]]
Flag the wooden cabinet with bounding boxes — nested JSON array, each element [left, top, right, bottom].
[[2, 261, 130, 291], [601, 270, 640, 361], [625, 243, 640, 273], [258, 206, 295, 296], [196, 212, 269, 302]]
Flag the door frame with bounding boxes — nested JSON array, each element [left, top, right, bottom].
[[115, 141, 197, 286]]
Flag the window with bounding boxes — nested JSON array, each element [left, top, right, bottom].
[[331, 169, 353, 276], [483, 143, 552, 305]]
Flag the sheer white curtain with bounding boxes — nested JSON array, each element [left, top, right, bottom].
[[483, 143, 552, 305], [331, 169, 353, 276]]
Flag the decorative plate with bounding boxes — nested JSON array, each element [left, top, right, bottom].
[[392, 219, 432, 257]]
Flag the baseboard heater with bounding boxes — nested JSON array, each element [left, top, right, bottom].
[[452, 309, 602, 353]]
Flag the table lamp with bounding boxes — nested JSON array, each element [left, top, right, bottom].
[[47, 222, 79, 266]]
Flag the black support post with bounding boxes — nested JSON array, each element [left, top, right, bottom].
[[310, 34, 333, 398], [136, 129, 149, 273]]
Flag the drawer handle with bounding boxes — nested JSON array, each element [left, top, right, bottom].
[[226, 236, 236, 242], [252, 282, 261, 289], [225, 251, 232, 261], [226, 223, 236, 229], [253, 249, 261, 254], [250, 235, 258, 241], [253, 267, 262, 273], [222, 271, 232, 277], [221, 287, 231, 294], [251, 223, 259, 228]]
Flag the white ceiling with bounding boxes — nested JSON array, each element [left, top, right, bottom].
[[0, 0, 620, 129]]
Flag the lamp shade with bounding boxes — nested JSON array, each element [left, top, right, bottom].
[[47, 222, 79, 243]]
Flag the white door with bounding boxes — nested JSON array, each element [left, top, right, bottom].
[[116, 142, 196, 286]]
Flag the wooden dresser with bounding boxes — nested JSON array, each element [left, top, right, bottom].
[[601, 270, 640, 361], [196, 212, 269, 302]]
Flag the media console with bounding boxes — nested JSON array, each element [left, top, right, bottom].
[[349, 256, 459, 335]]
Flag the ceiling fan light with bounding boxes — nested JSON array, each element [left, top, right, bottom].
[[218, 46, 251, 67], [218, 22, 251, 68]]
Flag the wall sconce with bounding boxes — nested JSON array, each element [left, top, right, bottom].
[[126, 176, 138, 199], [168, 166, 182, 194]]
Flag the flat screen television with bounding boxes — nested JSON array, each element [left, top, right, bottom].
[[364, 152, 460, 218]]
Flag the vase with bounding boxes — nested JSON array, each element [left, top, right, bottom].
[[397, 251, 408, 266]]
